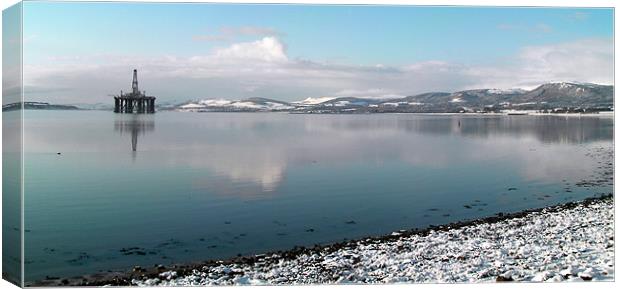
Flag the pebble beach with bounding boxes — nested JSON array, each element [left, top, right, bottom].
[[125, 195, 614, 286]]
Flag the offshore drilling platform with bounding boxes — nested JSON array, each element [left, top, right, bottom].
[[114, 69, 156, 113]]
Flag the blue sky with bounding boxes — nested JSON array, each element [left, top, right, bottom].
[[21, 2, 614, 103]]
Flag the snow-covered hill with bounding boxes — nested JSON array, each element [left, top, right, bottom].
[[173, 82, 612, 113], [292, 97, 336, 106], [177, 98, 294, 112]]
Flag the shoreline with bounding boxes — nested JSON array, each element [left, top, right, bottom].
[[19, 108, 614, 117], [36, 193, 614, 286]]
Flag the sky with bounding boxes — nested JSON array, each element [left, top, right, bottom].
[[20, 1, 614, 104]]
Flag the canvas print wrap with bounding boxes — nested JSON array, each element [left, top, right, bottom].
[[3, 2, 23, 286], [1, 1, 615, 286]]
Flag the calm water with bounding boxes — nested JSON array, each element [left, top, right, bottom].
[[23, 111, 613, 281]]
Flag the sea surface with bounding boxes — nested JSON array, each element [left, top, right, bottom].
[[22, 111, 613, 281]]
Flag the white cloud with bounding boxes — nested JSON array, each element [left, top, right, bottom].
[[23, 37, 613, 104], [334, 88, 405, 100], [213, 36, 288, 62], [467, 38, 613, 89], [519, 38, 612, 82]]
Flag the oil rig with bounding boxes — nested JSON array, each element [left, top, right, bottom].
[[114, 69, 156, 113]]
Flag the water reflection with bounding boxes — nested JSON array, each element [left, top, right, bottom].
[[113, 114, 154, 153], [151, 114, 613, 196], [22, 112, 614, 281], [393, 115, 613, 144], [24, 112, 613, 195]]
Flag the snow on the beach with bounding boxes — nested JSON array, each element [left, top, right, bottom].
[[133, 198, 614, 286]]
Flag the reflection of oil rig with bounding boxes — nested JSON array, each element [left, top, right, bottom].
[[113, 69, 156, 113], [114, 116, 155, 152]]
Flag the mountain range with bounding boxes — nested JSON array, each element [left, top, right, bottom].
[[175, 97, 294, 112], [174, 82, 613, 113]]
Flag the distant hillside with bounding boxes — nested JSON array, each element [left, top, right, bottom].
[[384, 89, 527, 106], [515, 82, 613, 106], [426, 83, 612, 108], [298, 82, 612, 113], [176, 97, 294, 112], [2, 102, 80, 111], [170, 82, 613, 114], [242, 97, 291, 106], [319, 97, 385, 107], [292, 97, 336, 106], [395, 92, 451, 104]]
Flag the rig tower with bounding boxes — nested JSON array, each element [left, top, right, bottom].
[[114, 69, 156, 113]]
